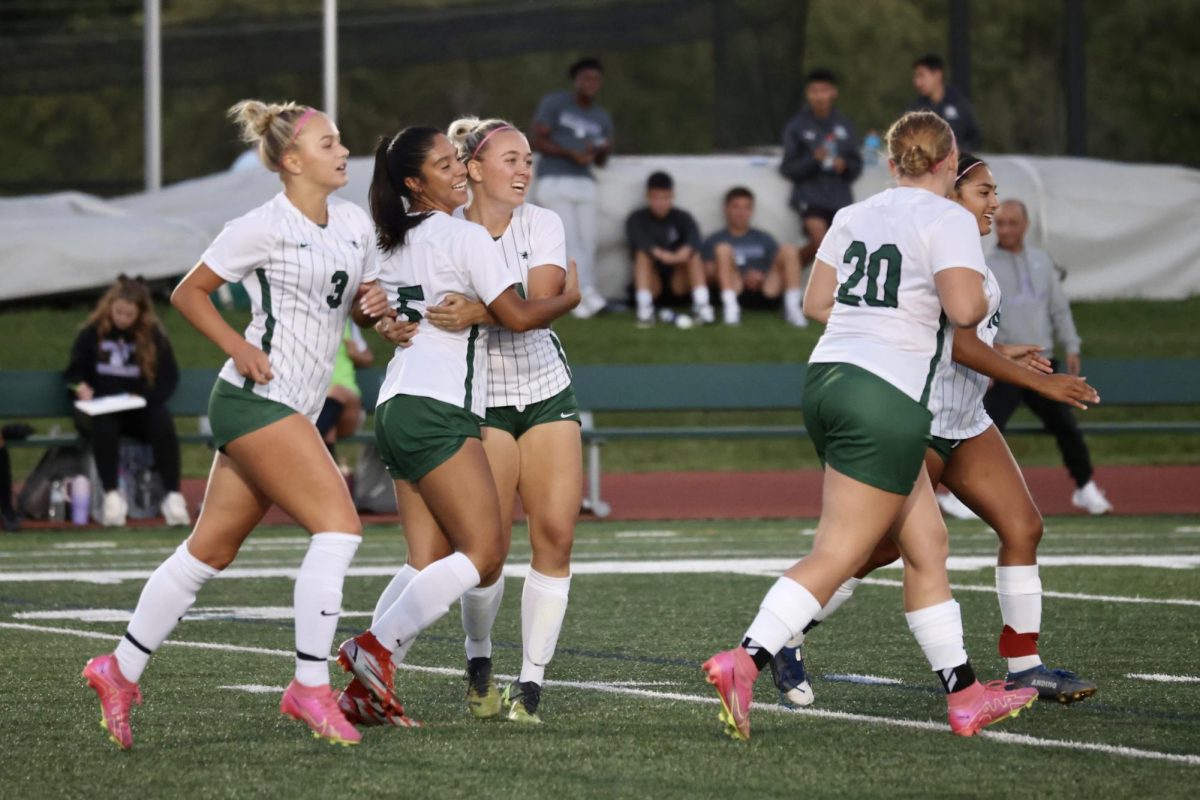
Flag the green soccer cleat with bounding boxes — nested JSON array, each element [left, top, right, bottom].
[[465, 657, 502, 719], [501, 680, 543, 725]]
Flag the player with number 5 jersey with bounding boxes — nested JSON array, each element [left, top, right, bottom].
[[703, 111, 1037, 743], [334, 126, 580, 723], [83, 100, 391, 749]]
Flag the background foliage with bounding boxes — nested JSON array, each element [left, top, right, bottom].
[[1, 0, 1197, 196]]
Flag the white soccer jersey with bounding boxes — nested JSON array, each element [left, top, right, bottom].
[[376, 211, 516, 418], [453, 203, 572, 408], [809, 187, 988, 406], [929, 267, 1002, 439], [202, 192, 378, 419]]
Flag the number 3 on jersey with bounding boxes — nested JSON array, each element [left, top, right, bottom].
[[395, 285, 425, 322], [835, 241, 902, 308]]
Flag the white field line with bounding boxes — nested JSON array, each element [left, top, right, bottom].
[[1127, 673, 1200, 684], [13, 607, 373, 623], [6, 621, 1198, 767], [824, 674, 903, 685], [52, 542, 117, 550], [614, 530, 679, 538], [218, 684, 281, 694], [859, 578, 1200, 608]]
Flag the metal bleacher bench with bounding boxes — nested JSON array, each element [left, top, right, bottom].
[[2, 360, 1197, 518]]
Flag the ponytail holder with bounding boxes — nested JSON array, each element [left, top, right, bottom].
[[278, 107, 319, 166], [471, 125, 514, 160]]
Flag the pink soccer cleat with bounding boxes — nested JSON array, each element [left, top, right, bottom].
[[702, 647, 760, 741], [947, 679, 1038, 736], [337, 631, 402, 710], [338, 677, 422, 728], [82, 654, 143, 750], [280, 680, 362, 745]]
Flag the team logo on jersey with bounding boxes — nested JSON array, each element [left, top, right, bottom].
[[520, 251, 530, 262], [988, 310, 1001, 328]]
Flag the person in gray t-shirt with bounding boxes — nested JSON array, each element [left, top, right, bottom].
[[531, 57, 614, 318], [983, 199, 1113, 515], [701, 187, 805, 327]]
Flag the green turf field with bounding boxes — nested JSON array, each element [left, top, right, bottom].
[[2, 516, 1197, 798]]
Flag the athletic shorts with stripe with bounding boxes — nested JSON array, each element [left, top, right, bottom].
[[374, 394, 482, 483], [483, 385, 581, 440], [208, 378, 296, 452], [802, 362, 932, 495]]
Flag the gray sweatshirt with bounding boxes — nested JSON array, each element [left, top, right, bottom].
[[988, 244, 1082, 356]]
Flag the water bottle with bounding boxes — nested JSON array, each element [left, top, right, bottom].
[[822, 133, 838, 170], [48, 480, 66, 523], [136, 470, 154, 515], [70, 474, 91, 526], [863, 130, 881, 166]]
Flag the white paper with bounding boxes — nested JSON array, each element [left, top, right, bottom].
[[74, 393, 147, 416]]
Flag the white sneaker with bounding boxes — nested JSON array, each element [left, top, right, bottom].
[[583, 290, 607, 316], [1071, 480, 1113, 515], [570, 302, 596, 320], [785, 311, 809, 328], [694, 304, 716, 325], [101, 490, 128, 527], [936, 491, 979, 520], [636, 307, 656, 328], [723, 305, 741, 326], [161, 491, 191, 527]]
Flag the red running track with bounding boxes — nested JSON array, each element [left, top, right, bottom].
[[16, 464, 1198, 531]]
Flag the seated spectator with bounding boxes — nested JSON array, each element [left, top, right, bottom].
[[906, 54, 982, 151], [64, 276, 189, 527], [780, 68, 862, 270], [703, 187, 806, 327], [0, 424, 32, 531], [315, 321, 373, 458], [627, 171, 713, 327]]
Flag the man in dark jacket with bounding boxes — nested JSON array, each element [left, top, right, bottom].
[[906, 54, 982, 151], [779, 68, 862, 268]]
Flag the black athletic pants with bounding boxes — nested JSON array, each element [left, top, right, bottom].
[[75, 403, 182, 493], [982, 359, 1094, 489]]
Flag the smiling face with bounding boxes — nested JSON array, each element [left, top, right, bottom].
[[952, 164, 999, 235], [281, 113, 349, 190], [468, 129, 533, 211], [406, 133, 468, 214]]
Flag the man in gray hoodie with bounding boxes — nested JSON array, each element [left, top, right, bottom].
[[779, 68, 862, 268], [984, 200, 1113, 514]]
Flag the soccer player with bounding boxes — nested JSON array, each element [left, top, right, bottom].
[[83, 100, 390, 748], [702, 111, 1037, 741], [334, 127, 579, 721], [376, 118, 581, 725], [773, 155, 1100, 707]]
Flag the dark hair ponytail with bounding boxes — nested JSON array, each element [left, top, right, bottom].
[[369, 125, 440, 253]]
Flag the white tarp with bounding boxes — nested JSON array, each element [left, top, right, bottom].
[[1, 153, 1197, 302]]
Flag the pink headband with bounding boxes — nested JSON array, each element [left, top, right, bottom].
[[471, 125, 514, 160], [956, 161, 984, 181], [278, 107, 318, 166]]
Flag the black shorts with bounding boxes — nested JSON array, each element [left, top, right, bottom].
[[800, 205, 837, 227]]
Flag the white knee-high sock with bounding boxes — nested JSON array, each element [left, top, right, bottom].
[[372, 552, 480, 653], [462, 578, 506, 660], [294, 532, 360, 687], [374, 563, 420, 666], [115, 541, 220, 683], [785, 576, 861, 648], [373, 564, 419, 627], [996, 565, 1044, 672], [906, 599, 968, 672], [519, 570, 570, 684], [743, 577, 822, 658]]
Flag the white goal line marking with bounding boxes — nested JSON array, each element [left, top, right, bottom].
[[4, 621, 1196, 767], [1126, 673, 1200, 684]]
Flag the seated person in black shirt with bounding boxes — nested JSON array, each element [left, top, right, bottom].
[[626, 171, 713, 327], [65, 276, 189, 528]]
